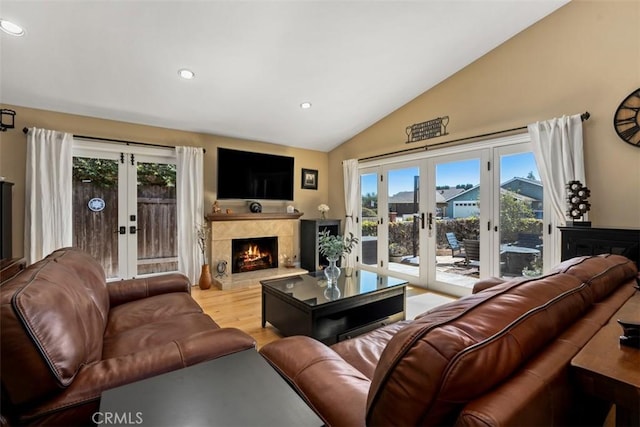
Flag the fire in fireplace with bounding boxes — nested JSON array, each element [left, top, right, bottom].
[[232, 237, 278, 273]]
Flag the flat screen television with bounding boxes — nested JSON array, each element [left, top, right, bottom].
[[217, 148, 294, 201]]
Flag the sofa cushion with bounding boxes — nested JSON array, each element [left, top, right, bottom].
[[104, 292, 210, 337], [103, 312, 220, 358], [0, 248, 109, 405], [366, 254, 637, 426], [551, 254, 637, 301], [331, 320, 410, 379]]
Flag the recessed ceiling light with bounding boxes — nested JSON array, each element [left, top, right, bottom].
[[300, 102, 312, 109], [0, 19, 25, 37], [178, 69, 195, 80]]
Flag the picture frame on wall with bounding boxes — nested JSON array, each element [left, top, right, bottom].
[[301, 168, 318, 190]]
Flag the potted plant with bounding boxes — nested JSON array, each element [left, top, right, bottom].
[[196, 223, 212, 290], [318, 230, 358, 285]]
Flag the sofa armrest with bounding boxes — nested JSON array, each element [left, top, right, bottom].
[[260, 336, 369, 427], [472, 276, 507, 294], [108, 273, 191, 307]]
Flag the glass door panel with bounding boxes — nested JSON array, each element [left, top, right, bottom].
[[498, 151, 543, 278], [386, 166, 420, 278], [360, 172, 378, 268], [72, 155, 121, 279], [136, 161, 178, 275], [433, 157, 481, 293]]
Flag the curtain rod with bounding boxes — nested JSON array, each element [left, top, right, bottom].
[[22, 127, 206, 153], [359, 111, 590, 162]]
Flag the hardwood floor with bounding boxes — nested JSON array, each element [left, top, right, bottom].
[[191, 283, 431, 349]]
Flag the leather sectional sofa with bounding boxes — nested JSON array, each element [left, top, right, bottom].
[[260, 254, 638, 426], [0, 247, 255, 426]]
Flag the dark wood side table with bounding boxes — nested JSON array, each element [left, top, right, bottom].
[[99, 349, 323, 426], [571, 291, 640, 427]]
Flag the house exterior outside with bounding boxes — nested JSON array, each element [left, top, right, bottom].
[[445, 178, 543, 219]]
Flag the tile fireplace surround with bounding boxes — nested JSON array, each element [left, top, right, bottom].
[[207, 213, 307, 290]]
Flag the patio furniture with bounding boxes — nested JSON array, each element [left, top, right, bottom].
[[445, 232, 465, 258], [500, 244, 541, 275], [515, 233, 543, 248], [463, 239, 480, 267]]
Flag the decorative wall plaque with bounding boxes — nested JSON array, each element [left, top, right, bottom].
[[405, 116, 449, 143]]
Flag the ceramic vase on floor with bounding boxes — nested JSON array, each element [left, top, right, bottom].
[[199, 264, 212, 290]]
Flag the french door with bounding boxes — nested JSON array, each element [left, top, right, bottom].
[[358, 134, 548, 297], [359, 162, 426, 285], [72, 143, 177, 280]]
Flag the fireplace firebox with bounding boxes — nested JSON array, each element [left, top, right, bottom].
[[232, 237, 278, 273]]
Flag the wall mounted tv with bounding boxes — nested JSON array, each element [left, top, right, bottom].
[[217, 148, 295, 201]]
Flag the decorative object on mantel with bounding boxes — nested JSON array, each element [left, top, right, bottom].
[[226, 208, 233, 214], [248, 201, 262, 213], [286, 205, 295, 213], [566, 180, 591, 227], [318, 229, 358, 286], [318, 204, 330, 219], [405, 115, 449, 143], [196, 223, 212, 289], [211, 200, 221, 214], [613, 88, 640, 148]]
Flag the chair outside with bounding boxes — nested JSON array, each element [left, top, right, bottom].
[[463, 239, 480, 267], [446, 232, 464, 258]]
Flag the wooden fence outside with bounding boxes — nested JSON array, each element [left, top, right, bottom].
[[72, 183, 177, 278]]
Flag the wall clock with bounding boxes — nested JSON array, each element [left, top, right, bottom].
[[613, 88, 640, 147]]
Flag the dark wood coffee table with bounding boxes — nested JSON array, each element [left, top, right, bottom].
[[99, 349, 323, 426], [261, 269, 408, 345]]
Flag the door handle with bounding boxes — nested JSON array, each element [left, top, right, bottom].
[[420, 212, 425, 229], [115, 226, 126, 235], [129, 226, 140, 234], [427, 212, 433, 231]]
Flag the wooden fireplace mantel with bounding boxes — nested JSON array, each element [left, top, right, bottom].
[[205, 212, 304, 222]]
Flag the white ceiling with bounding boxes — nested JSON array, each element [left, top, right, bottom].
[[0, 1, 568, 152]]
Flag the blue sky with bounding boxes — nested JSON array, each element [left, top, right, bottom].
[[361, 152, 539, 196]]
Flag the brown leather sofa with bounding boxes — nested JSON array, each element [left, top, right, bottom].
[[260, 254, 638, 427], [1, 247, 255, 426]]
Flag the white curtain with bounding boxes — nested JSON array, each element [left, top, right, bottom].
[[528, 114, 585, 266], [176, 146, 204, 285], [342, 159, 359, 269], [25, 128, 73, 265]]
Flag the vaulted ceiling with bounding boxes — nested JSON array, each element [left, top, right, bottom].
[[0, 1, 569, 151]]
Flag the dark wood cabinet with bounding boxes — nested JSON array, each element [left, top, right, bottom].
[[559, 226, 640, 266], [300, 219, 341, 272], [0, 181, 14, 260]]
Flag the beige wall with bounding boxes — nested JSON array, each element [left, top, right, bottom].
[[328, 1, 640, 229], [0, 106, 329, 258]]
